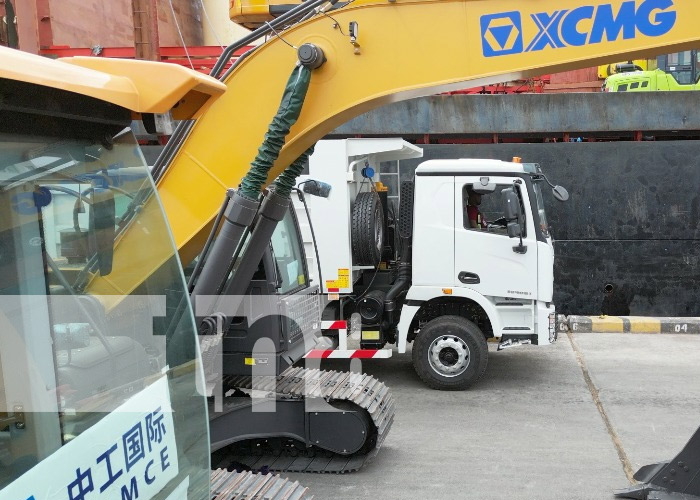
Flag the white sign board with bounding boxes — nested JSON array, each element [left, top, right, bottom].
[[2, 376, 179, 500]]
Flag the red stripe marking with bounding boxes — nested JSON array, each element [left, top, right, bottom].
[[327, 321, 347, 330], [305, 350, 330, 358], [350, 350, 379, 359], [327, 288, 340, 292]]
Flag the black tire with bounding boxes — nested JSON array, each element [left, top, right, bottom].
[[351, 191, 385, 266], [412, 315, 488, 390]]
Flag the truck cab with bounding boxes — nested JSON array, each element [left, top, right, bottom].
[[295, 142, 567, 390], [398, 159, 561, 388]]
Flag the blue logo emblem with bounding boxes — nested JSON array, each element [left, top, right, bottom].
[[480, 0, 676, 58], [480, 11, 523, 57]]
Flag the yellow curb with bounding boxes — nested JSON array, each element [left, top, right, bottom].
[[627, 317, 661, 334], [590, 316, 624, 333]]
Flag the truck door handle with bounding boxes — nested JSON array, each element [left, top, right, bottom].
[[458, 272, 480, 284]]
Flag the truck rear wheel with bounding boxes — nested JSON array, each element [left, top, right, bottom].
[[351, 191, 385, 266], [412, 315, 488, 390]]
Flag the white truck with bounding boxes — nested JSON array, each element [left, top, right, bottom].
[[294, 139, 568, 390]]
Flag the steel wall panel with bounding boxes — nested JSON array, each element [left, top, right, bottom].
[[398, 142, 700, 316]]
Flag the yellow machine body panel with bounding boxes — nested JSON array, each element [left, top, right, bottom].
[[0, 46, 225, 119], [598, 58, 653, 78], [229, 0, 293, 28], [160, 0, 700, 265], [62, 57, 227, 120]]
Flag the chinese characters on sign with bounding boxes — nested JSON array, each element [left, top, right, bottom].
[[4, 376, 179, 500]]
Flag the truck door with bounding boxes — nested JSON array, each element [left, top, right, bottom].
[[454, 176, 538, 300]]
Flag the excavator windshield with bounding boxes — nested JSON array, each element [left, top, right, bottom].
[[0, 92, 210, 498]]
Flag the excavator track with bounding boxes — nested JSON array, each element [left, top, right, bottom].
[[210, 469, 312, 500], [215, 367, 395, 474]]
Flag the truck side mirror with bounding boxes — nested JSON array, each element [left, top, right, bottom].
[[89, 187, 116, 276], [507, 221, 522, 238], [552, 185, 569, 202], [502, 188, 522, 221], [301, 179, 332, 198]]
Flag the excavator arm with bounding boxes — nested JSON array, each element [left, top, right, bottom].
[[159, 0, 700, 265]]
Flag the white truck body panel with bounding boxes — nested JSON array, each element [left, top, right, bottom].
[[411, 176, 455, 286], [294, 139, 422, 293], [537, 239, 555, 303]]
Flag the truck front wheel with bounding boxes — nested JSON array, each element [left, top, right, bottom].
[[412, 315, 488, 390]]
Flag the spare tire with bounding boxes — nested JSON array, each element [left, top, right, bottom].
[[351, 191, 385, 266]]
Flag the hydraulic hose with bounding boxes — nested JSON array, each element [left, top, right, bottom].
[[191, 62, 315, 318], [272, 145, 315, 198], [239, 65, 312, 200], [187, 194, 231, 292]]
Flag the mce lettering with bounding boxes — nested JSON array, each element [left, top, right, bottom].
[[480, 0, 677, 57], [65, 407, 170, 500]]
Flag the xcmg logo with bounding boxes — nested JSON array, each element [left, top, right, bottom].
[[480, 0, 677, 57]]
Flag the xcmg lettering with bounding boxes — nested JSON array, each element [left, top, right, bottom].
[[481, 0, 677, 57]]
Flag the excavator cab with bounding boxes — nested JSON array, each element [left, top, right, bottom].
[[216, 203, 322, 377], [0, 60, 213, 498]]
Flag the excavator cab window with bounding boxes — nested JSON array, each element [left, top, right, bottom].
[[270, 206, 308, 294], [0, 86, 209, 497]]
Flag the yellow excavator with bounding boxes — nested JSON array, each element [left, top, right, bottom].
[[3, 0, 700, 498], [0, 48, 313, 499]]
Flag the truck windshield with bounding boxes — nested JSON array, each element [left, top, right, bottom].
[[532, 180, 550, 238], [0, 129, 209, 497]]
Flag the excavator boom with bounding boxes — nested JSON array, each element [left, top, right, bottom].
[[157, 0, 700, 264]]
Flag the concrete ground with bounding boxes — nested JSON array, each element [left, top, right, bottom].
[[286, 333, 700, 499]]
